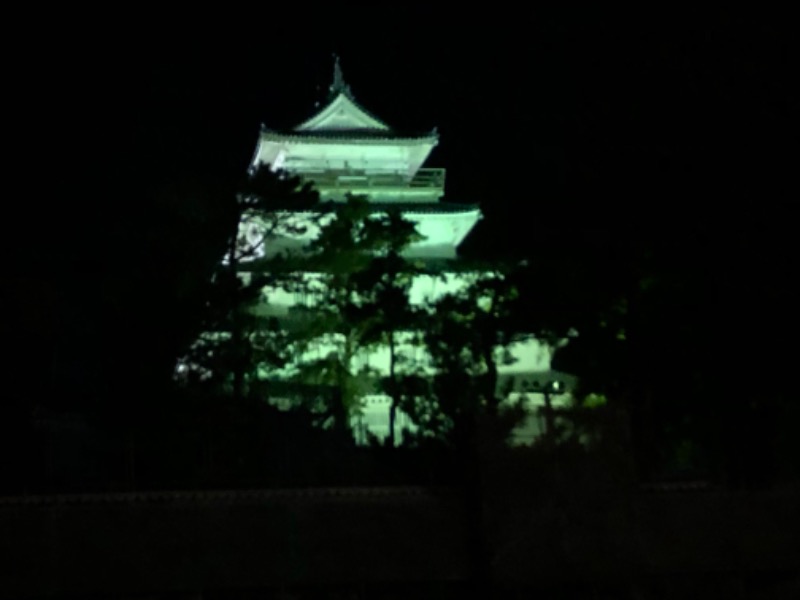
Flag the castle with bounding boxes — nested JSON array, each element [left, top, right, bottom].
[[239, 59, 573, 444]]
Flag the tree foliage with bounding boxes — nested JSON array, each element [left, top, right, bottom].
[[278, 195, 422, 441], [177, 166, 319, 400], [401, 270, 523, 448]]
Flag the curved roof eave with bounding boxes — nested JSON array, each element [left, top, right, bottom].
[[365, 203, 480, 215], [258, 130, 439, 146]]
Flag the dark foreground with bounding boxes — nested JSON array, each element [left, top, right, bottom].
[[1, 486, 798, 599]]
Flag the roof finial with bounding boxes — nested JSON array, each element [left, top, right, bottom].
[[329, 54, 354, 100]]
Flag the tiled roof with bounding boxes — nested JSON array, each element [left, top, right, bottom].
[[363, 202, 479, 214], [260, 202, 479, 215], [260, 129, 438, 145]]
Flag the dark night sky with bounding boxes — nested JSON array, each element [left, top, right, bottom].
[[4, 12, 794, 405], [13, 13, 787, 259], [42, 15, 790, 251]]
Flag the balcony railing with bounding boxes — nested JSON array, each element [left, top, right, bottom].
[[304, 168, 445, 191]]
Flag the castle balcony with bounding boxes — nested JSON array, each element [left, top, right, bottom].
[[305, 168, 445, 201]]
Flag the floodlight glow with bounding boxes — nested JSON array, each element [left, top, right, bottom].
[[184, 58, 576, 445]]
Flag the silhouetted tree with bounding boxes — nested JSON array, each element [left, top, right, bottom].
[[354, 209, 423, 447], [280, 196, 422, 441], [550, 238, 726, 483], [179, 166, 319, 402], [410, 270, 521, 447]]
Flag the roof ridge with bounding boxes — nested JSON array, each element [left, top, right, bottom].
[[261, 130, 438, 145]]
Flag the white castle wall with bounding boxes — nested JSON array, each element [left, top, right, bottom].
[[248, 269, 574, 446], [239, 208, 480, 261]]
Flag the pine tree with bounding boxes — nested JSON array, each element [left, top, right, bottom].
[[413, 270, 522, 446], [280, 195, 422, 441], [177, 165, 319, 401]]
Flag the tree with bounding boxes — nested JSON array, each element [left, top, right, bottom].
[[409, 269, 522, 447], [277, 195, 422, 442], [178, 165, 319, 402], [353, 209, 423, 447], [547, 236, 728, 483], [412, 268, 523, 593]]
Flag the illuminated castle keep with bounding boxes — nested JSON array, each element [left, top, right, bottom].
[[242, 59, 573, 443]]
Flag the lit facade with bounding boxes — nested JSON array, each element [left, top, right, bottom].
[[242, 60, 573, 444]]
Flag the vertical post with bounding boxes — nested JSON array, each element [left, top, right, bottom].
[[542, 380, 561, 444], [388, 330, 397, 448], [543, 388, 553, 441]]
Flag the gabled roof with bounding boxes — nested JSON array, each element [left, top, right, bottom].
[[294, 92, 391, 133], [294, 55, 392, 133]]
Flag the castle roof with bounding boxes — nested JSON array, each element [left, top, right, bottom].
[[294, 92, 392, 133], [359, 202, 478, 215], [260, 56, 437, 145], [259, 128, 438, 145]]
